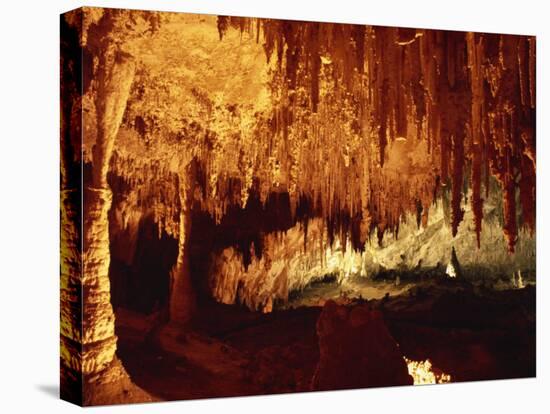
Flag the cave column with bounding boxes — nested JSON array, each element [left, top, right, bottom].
[[169, 170, 195, 325], [61, 41, 142, 404], [82, 46, 136, 374]]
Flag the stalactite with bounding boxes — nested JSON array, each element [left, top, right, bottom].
[[528, 37, 536, 109], [467, 33, 484, 247], [96, 15, 535, 269], [503, 170, 518, 253], [93, 49, 136, 187]]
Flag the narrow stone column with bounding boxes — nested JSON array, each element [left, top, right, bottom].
[[93, 49, 136, 188], [169, 172, 195, 325]]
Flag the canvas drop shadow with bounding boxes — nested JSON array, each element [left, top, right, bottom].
[[36, 384, 59, 399]]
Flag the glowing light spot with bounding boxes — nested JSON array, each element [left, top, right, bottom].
[[320, 55, 332, 65], [445, 262, 457, 278], [513, 270, 525, 289], [405, 358, 452, 385]]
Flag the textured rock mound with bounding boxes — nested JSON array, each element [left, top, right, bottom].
[[312, 300, 412, 390], [82, 358, 154, 406]]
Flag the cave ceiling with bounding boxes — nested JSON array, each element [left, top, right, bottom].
[[77, 8, 535, 254]]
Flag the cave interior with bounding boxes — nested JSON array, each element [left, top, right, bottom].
[[60, 7, 536, 405]]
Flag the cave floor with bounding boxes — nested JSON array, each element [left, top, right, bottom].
[[116, 278, 536, 402]]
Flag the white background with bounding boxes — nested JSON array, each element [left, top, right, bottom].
[[0, 0, 548, 412]]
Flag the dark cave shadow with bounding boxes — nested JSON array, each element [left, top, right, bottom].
[[35, 384, 59, 399]]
